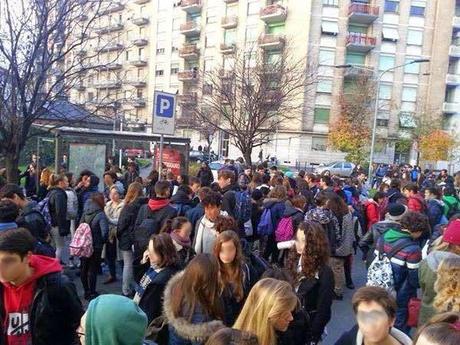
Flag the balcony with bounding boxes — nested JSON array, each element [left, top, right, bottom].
[[348, 3, 379, 24], [130, 59, 148, 67], [343, 65, 374, 79], [97, 43, 124, 53], [443, 102, 460, 113], [178, 93, 198, 106], [89, 99, 121, 109], [449, 45, 460, 58], [453, 16, 460, 29], [134, 0, 150, 3], [346, 33, 376, 52], [177, 70, 198, 82], [97, 62, 123, 71], [74, 82, 86, 91], [219, 69, 234, 80], [92, 80, 122, 89], [223, 0, 238, 3], [221, 16, 238, 29], [180, 21, 201, 36], [260, 4, 287, 23], [95, 22, 124, 35], [446, 73, 460, 86], [131, 98, 147, 108], [220, 43, 236, 54], [132, 16, 149, 26], [181, 0, 202, 13], [125, 79, 147, 87], [258, 34, 286, 50], [179, 43, 200, 59], [132, 37, 148, 46], [101, 2, 124, 15]]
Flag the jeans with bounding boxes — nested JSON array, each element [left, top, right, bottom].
[[80, 248, 102, 296], [105, 240, 117, 278], [329, 257, 345, 295], [50, 226, 69, 264], [121, 250, 134, 295]]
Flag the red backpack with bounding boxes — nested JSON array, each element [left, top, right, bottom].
[[275, 216, 294, 242]]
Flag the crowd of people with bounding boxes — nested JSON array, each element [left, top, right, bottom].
[[0, 155, 458, 345]]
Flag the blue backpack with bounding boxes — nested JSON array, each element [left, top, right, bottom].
[[36, 197, 52, 231], [235, 191, 252, 224], [257, 208, 274, 236]]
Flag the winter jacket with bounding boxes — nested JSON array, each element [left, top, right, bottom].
[[185, 203, 205, 232], [0, 256, 84, 345], [418, 250, 460, 325], [282, 204, 305, 231], [117, 197, 148, 251], [136, 264, 179, 324], [221, 184, 240, 220], [297, 264, 334, 343], [105, 200, 125, 244], [47, 187, 70, 236], [263, 198, 286, 232], [171, 190, 194, 217], [364, 200, 380, 231], [335, 212, 356, 257], [81, 200, 109, 249], [443, 195, 460, 217], [16, 201, 48, 240], [197, 168, 214, 187], [376, 228, 421, 327], [387, 188, 405, 204], [305, 208, 341, 256], [426, 199, 444, 229], [334, 325, 412, 345], [163, 272, 225, 345], [407, 194, 425, 213], [359, 220, 401, 265]]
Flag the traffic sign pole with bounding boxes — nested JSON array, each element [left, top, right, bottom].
[[159, 134, 164, 180]]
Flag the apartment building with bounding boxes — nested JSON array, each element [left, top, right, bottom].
[[70, 0, 454, 165]]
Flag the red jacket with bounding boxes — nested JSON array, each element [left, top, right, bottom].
[[407, 194, 425, 213], [365, 200, 380, 231]]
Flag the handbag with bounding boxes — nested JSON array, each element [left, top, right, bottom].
[[407, 297, 421, 327]]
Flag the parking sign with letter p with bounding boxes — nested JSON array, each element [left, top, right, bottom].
[[153, 91, 176, 135]]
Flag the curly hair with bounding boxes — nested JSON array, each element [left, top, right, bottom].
[[400, 211, 431, 234], [214, 215, 238, 234], [299, 221, 330, 280], [434, 257, 460, 313]]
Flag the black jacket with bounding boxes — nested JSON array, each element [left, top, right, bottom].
[[171, 190, 193, 217], [47, 187, 70, 236], [81, 200, 109, 249], [138, 265, 179, 324], [221, 184, 240, 219], [197, 168, 213, 187], [185, 203, 205, 233], [16, 201, 48, 240], [0, 272, 83, 345], [297, 265, 335, 343], [117, 197, 148, 251]]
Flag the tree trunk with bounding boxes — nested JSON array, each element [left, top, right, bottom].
[[242, 148, 253, 166], [5, 155, 20, 184]]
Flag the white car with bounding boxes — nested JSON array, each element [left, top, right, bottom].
[[315, 161, 355, 177]]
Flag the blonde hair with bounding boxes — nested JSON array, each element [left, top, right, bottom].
[[434, 258, 460, 313], [40, 168, 52, 187], [233, 278, 298, 345]]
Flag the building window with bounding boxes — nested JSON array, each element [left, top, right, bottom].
[[203, 84, 213, 95], [247, 2, 260, 16], [322, 0, 338, 7], [156, 48, 165, 55], [138, 48, 144, 58], [317, 80, 333, 93], [384, 0, 399, 13], [265, 51, 281, 65], [172, 46, 179, 53], [321, 21, 339, 35], [245, 25, 258, 43], [172, 18, 180, 31], [224, 29, 237, 46], [206, 8, 217, 24], [348, 24, 367, 34], [404, 58, 420, 74], [382, 27, 399, 41], [402, 86, 417, 102], [268, 23, 285, 35], [410, 6, 425, 16], [125, 50, 130, 61], [155, 69, 164, 77], [206, 32, 217, 48], [312, 137, 327, 151], [379, 84, 392, 100], [379, 55, 395, 71], [157, 20, 166, 34], [377, 119, 389, 127], [170, 67, 179, 75], [407, 29, 423, 45], [346, 52, 366, 65], [318, 49, 335, 66], [314, 108, 330, 124]]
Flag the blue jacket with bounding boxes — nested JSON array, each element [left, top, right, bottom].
[[185, 204, 205, 231], [426, 199, 445, 230]]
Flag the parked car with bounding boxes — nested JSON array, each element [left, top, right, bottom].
[[189, 150, 217, 163], [315, 161, 355, 177]]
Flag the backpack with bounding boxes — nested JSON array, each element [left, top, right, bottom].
[[366, 239, 412, 293], [133, 207, 166, 258], [275, 216, 294, 242], [235, 191, 252, 224], [69, 222, 94, 258], [257, 208, 274, 236], [36, 197, 52, 229], [410, 170, 418, 182]]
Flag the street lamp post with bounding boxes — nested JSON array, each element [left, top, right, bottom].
[[335, 58, 430, 179]]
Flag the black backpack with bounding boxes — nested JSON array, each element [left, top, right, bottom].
[[133, 207, 168, 259]]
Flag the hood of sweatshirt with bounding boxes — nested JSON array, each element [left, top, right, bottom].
[[83, 200, 103, 220], [85, 294, 147, 345], [426, 250, 460, 271], [283, 204, 303, 217], [373, 220, 401, 235], [263, 198, 284, 209], [148, 198, 170, 211], [383, 228, 411, 243], [171, 190, 193, 205]]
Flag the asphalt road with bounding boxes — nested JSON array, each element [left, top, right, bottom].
[[67, 254, 368, 345]]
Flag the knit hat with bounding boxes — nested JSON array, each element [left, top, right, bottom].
[[85, 294, 147, 345], [386, 204, 408, 222], [110, 183, 124, 196], [443, 219, 460, 245]]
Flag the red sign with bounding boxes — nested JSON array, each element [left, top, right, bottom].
[[154, 147, 182, 176]]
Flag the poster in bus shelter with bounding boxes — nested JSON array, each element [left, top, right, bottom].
[[153, 145, 187, 176], [69, 143, 106, 190]]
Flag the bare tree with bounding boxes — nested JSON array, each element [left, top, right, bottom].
[[0, 0, 124, 183], [183, 43, 316, 165]]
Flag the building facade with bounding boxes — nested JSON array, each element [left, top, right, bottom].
[[70, 0, 456, 166]]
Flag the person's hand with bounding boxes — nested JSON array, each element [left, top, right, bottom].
[[141, 250, 149, 264]]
